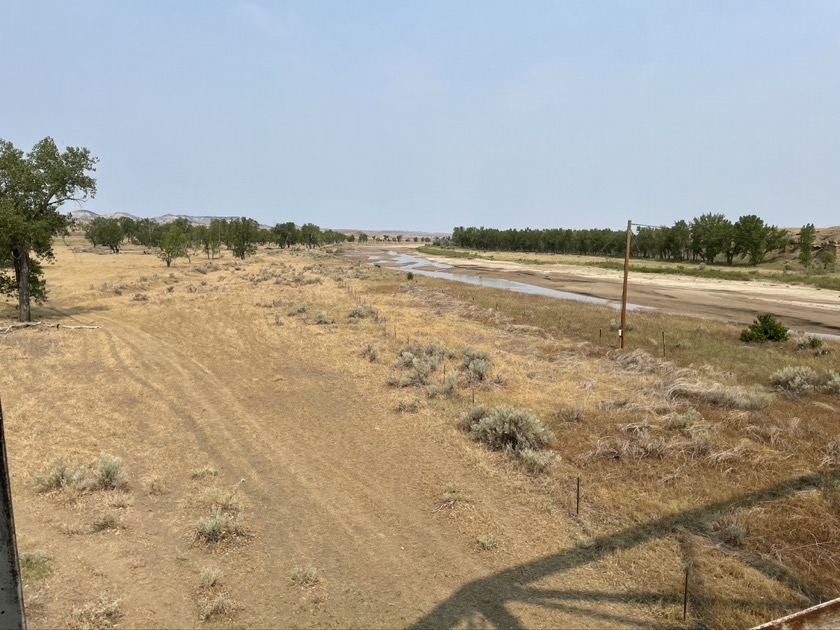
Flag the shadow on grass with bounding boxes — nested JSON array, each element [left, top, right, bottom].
[[411, 470, 838, 629]]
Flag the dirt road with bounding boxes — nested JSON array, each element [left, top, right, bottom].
[[2, 248, 680, 628]]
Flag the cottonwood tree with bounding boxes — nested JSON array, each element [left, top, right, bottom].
[[228, 217, 260, 259], [798, 223, 816, 268], [733, 214, 784, 265], [271, 221, 298, 248], [194, 219, 223, 259], [0, 137, 97, 321], [300, 223, 321, 248], [85, 217, 124, 253], [157, 224, 190, 267], [118, 216, 137, 243]]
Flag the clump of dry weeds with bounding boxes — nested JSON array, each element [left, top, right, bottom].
[[69, 596, 122, 630]]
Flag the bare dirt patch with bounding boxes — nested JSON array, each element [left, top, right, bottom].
[[1, 243, 837, 628]]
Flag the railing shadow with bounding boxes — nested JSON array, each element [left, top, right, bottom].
[[411, 470, 838, 629]]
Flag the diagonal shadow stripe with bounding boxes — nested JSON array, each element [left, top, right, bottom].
[[411, 470, 839, 629]]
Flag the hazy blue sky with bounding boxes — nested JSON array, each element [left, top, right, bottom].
[[2, 1, 839, 232]]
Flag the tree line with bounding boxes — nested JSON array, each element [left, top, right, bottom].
[[452, 214, 820, 266], [83, 216, 351, 266], [1, 135, 368, 322]]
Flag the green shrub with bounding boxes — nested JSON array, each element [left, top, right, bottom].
[[462, 346, 491, 369], [516, 448, 558, 475], [400, 343, 447, 368], [288, 303, 308, 316], [32, 459, 88, 493], [467, 358, 492, 381], [95, 455, 128, 491], [348, 305, 369, 321], [203, 595, 232, 620], [459, 405, 489, 431], [20, 551, 52, 582], [291, 565, 320, 588], [362, 343, 380, 362], [390, 345, 445, 387], [92, 512, 121, 531], [462, 346, 493, 381], [191, 465, 218, 479], [823, 371, 840, 395], [770, 366, 821, 398], [469, 407, 555, 452], [195, 507, 244, 543], [201, 567, 224, 588], [314, 311, 333, 325], [406, 271, 414, 281], [396, 398, 421, 413], [740, 313, 789, 343], [428, 372, 459, 399]]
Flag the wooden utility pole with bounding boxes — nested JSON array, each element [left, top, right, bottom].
[[0, 396, 26, 629], [619, 220, 632, 350]]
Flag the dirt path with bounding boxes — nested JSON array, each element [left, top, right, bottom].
[[366, 247, 840, 336], [2, 249, 677, 628]]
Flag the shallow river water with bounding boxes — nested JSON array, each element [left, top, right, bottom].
[[369, 251, 651, 312]]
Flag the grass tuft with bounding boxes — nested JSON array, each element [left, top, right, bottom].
[[361, 343, 380, 362], [94, 455, 128, 491], [203, 595, 232, 620], [32, 459, 88, 493], [69, 596, 122, 630], [190, 465, 218, 479], [659, 377, 772, 410], [821, 441, 840, 468], [195, 507, 244, 543], [20, 551, 52, 582], [201, 567, 224, 589], [290, 565, 320, 588], [516, 448, 559, 474], [91, 512, 121, 532], [145, 475, 168, 495]]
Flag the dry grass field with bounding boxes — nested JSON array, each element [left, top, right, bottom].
[[1, 241, 839, 628]]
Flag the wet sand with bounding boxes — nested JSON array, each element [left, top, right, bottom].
[[352, 247, 840, 336]]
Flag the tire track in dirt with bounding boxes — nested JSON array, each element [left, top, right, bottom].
[[96, 314, 494, 626]]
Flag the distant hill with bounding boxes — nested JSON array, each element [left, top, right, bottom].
[[70, 210, 239, 226], [68, 211, 447, 236]]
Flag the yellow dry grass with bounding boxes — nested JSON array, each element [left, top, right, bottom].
[[1, 241, 837, 628]]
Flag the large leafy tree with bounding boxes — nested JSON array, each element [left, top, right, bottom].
[[733, 214, 770, 265], [194, 219, 224, 259], [798, 223, 816, 268], [228, 217, 260, 259], [690, 213, 732, 264], [271, 221, 298, 248], [0, 137, 97, 321], [157, 224, 190, 267], [300, 223, 321, 249], [85, 217, 124, 253]]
